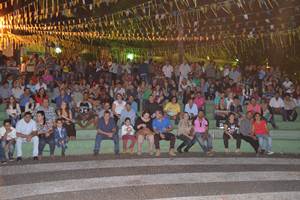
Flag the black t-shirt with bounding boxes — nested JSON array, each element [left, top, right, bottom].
[[135, 117, 153, 131], [225, 121, 239, 135]]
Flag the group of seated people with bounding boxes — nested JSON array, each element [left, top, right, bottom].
[[0, 94, 275, 164], [0, 55, 299, 164]]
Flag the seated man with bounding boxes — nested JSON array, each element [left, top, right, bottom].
[[184, 98, 198, 118], [93, 111, 119, 155], [229, 96, 243, 119], [152, 110, 176, 157], [15, 112, 39, 161], [76, 92, 95, 128], [269, 93, 285, 121], [283, 94, 298, 121], [239, 111, 259, 153], [0, 119, 17, 162]]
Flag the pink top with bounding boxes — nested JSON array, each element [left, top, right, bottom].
[[194, 118, 208, 133], [253, 120, 268, 135], [42, 75, 54, 84], [247, 104, 261, 114], [194, 97, 205, 108]]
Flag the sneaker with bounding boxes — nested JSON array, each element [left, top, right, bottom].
[[267, 151, 274, 155], [177, 148, 182, 154], [16, 157, 22, 162], [235, 149, 241, 154], [33, 156, 39, 161], [1, 161, 7, 165], [224, 148, 230, 153]]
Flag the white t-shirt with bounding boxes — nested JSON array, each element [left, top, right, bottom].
[[35, 83, 47, 91], [113, 100, 126, 115], [0, 126, 17, 140], [269, 97, 284, 108], [121, 124, 135, 136], [162, 64, 174, 78], [179, 64, 191, 78], [16, 119, 37, 136]]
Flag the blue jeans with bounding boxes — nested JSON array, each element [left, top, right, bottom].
[[257, 135, 272, 152], [94, 133, 119, 154], [193, 132, 213, 153], [0, 140, 5, 161]]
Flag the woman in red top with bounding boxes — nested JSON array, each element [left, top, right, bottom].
[[34, 88, 48, 105], [252, 113, 273, 155]]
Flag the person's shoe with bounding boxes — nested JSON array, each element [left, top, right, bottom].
[[177, 147, 182, 154], [183, 148, 189, 153], [235, 149, 241, 154], [206, 151, 214, 156], [267, 151, 274, 155], [149, 151, 154, 156], [155, 150, 161, 157], [33, 156, 39, 161], [169, 149, 176, 156], [1, 161, 7, 165], [16, 157, 22, 162], [224, 148, 230, 153]]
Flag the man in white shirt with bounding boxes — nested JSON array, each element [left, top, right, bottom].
[[282, 77, 294, 94], [0, 119, 17, 162], [184, 98, 198, 118], [269, 93, 285, 120], [35, 78, 47, 91], [162, 61, 174, 79], [16, 112, 38, 161], [179, 61, 191, 83]]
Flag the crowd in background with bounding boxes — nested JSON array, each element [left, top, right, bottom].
[[0, 51, 299, 163]]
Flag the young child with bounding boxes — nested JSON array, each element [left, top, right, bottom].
[[0, 119, 17, 163], [54, 118, 68, 157], [121, 117, 136, 154]]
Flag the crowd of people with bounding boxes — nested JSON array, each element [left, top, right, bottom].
[[0, 52, 299, 163]]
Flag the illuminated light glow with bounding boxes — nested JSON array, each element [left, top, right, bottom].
[[206, 56, 210, 60], [55, 47, 62, 54], [235, 58, 239, 62], [127, 53, 134, 60]]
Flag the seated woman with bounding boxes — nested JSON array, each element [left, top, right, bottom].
[[36, 111, 55, 160], [214, 97, 228, 128], [34, 88, 48, 106], [57, 101, 76, 140], [135, 111, 154, 155], [176, 112, 194, 153], [112, 93, 126, 122], [25, 97, 37, 114], [252, 113, 274, 155], [121, 117, 136, 154], [223, 113, 241, 153], [6, 96, 21, 127], [163, 96, 181, 124]]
